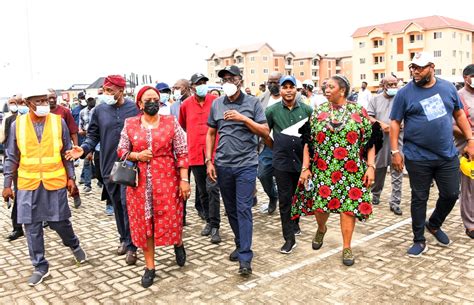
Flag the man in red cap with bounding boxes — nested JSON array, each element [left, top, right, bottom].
[[66, 75, 140, 265]]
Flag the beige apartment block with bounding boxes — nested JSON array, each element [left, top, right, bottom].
[[352, 15, 474, 91], [207, 43, 353, 92]]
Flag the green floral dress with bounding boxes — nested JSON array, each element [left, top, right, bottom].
[[291, 102, 373, 221]]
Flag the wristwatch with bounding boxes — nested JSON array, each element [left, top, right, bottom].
[[205, 158, 212, 164], [390, 150, 400, 155]]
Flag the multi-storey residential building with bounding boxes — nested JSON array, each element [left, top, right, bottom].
[[352, 15, 474, 91], [207, 43, 353, 92]]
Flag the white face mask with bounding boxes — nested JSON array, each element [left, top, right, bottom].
[[98, 94, 117, 105], [470, 80, 474, 89], [18, 105, 29, 115], [173, 90, 182, 101], [222, 83, 238, 97], [160, 93, 170, 104], [80, 100, 87, 106], [9, 105, 18, 113], [34, 105, 50, 117]]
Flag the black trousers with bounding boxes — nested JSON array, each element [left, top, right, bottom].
[[405, 158, 460, 243], [10, 179, 22, 231], [274, 169, 300, 242], [191, 165, 221, 228]]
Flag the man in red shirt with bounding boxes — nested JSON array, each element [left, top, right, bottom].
[[179, 73, 221, 243]]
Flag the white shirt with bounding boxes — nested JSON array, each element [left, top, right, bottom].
[[268, 96, 282, 107], [310, 94, 328, 109], [158, 102, 171, 115], [357, 89, 372, 109]]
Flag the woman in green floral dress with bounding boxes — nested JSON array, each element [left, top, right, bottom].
[[292, 75, 377, 266]]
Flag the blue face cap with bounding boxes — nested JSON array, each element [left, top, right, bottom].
[[279, 75, 297, 86]]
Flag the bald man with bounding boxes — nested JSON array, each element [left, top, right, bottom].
[[367, 76, 404, 215]]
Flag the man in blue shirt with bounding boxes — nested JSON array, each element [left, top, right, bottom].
[[66, 75, 140, 265], [390, 52, 474, 257], [206, 65, 269, 276]]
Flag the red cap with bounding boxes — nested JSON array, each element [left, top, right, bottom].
[[104, 75, 126, 88]]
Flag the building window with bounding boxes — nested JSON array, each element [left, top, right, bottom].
[[452, 68, 456, 75], [410, 52, 416, 60], [274, 58, 278, 66], [433, 50, 442, 57], [409, 34, 423, 43], [312, 59, 319, 66], [434, 32, 442, 39], [312, 71, 318, 76], [373, 39, 384, 48], [374, 72, 385, 81], [328, 61, 332, 68], [300, 72, 304, 76], [374, 55, 384, 64], [250, 69, 255, 74], [263, 68, 269, 74], [263, 56, 268, 61], [452, 32, 456, 39], [214, 59, 220, 66], [360, 74, 366, 80], [417, 34, 423, 40], [299, 61, 304, 66], [434, 69, 442, 75], [360, 58, 366, 64], [251, 82, 255, 87], [250, 56, 255, 62], [453, 50, 457, 57], [359, 42, 365, 48], [286, 58, 292, 65], [236, 56, 243, 64], [468, 35, 471, 41]]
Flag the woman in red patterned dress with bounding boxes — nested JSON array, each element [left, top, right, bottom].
[[117, 85, 189, 288]]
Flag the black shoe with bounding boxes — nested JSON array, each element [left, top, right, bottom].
[[42, 221, 49, 228], [201, 223, 211, 236], [238, 261, 252, 276], [141, 268, 156, 288], [117, 242, 127, 256], [174, 244, 186, 267], [210, 228, 221, 244], [390, 205, 403, 216], [372, 200, 380, 206], [268, 197, 277, 214], [280, 240, 297, 254], [229, 248, 239, 262], [466, 229, 474, 239], [253, 196, 257, 207], [7, 230, 24, 241]]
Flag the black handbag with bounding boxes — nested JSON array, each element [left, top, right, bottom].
[[109, 152, 138, 187]]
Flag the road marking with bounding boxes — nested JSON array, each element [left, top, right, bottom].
[[237, 209, 432, 291]]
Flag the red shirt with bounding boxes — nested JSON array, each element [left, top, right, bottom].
[[51, 105, 79, 134], [179, 94, 217, 166]]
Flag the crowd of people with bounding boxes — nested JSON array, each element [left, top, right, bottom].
[[1, 52, 473, 288]]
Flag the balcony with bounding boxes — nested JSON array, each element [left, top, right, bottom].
[[285, 64, 293, 70], [407, 40, 424, 50], [235, 61, 244, 68], [335, 66, 341, 71], [311, 75, 320, 81], [371, 46, 385, 53], [371, 62, 385, 70], [311, 64, 320, 69]]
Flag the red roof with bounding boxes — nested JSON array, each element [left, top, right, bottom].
[[352, 15, 474, 37]]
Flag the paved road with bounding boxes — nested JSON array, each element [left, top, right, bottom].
[[0, 172, 473, 304]]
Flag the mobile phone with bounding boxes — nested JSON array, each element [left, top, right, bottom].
[[305, 179, 315, 191]]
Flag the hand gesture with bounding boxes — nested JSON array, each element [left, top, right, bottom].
[[362, 167, 375, 188], [299, 169, 312, 187], [464, 141, 474, 161], [138, 150, 153, 162], [179, 180, 190, 200], [67, 179, 79, 197], [206, 162, 217, 182], [65, 146, 84, 160], [380, 122, 390, 133], [224, 110, 247, 123], [391, 152, 404, 172]]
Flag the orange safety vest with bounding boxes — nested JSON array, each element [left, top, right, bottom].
[[16, 113, 67, 191]]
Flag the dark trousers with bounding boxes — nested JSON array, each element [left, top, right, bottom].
[[24, 220, 79, 273], [216, 165, 257, 263], [191, 165, 221, 228], [274, 169, 300, 242], [405, 158, 460, 243], [104, 180, 136, 251]]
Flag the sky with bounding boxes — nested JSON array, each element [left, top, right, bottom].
[[0, 0, 473, 96]]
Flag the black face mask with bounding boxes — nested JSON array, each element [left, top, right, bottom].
[[143, 101, 159, 116], [413, 75, 431, 87], [268, 84, 280, 96]]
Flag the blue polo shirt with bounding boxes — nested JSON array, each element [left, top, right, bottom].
[[390, 78, 462, 161], [208, 92, 267, 167]]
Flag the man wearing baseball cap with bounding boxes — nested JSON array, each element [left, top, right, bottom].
[[264, 75, 312, 254], [206, 65, 269, 275], [390, 52, 474, 257], [66, 75, 140, 265]]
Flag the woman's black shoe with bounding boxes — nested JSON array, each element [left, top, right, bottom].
[[141, 268, 156, 288], [174, 244, 186, 267]]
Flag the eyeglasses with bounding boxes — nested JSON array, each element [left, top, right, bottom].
[[221, 77, 240, 84], [409, 64, 430, 72], [385, 82, 398, 88]]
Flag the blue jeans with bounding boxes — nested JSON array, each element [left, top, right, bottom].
[[257, 147, 278, 200], [405, 158, 460, 243], [216, 165, 257, 263], [80, 158, 93, 187]]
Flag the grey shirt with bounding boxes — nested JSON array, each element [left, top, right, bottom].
[[208, 92, 267, 167], [367, 93, 403, 168], [455, 87, 474, 152]]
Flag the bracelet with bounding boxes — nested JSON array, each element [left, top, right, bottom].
[[205, 158, 212, 164], [367, 164, 375, 170], [181, 178, 190, 183], [390, 150, 400, 155], [301, 166, 309, 172]]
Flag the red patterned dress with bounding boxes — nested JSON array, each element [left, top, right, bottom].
[[117, 114, 188, 249]]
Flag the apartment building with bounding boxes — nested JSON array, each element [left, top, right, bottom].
[[207, 43, 353, 91], [352, 15, 474, 91]]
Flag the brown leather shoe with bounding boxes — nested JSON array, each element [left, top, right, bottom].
[[125, 251, 137, 265], [117, 243, 127, 256]]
